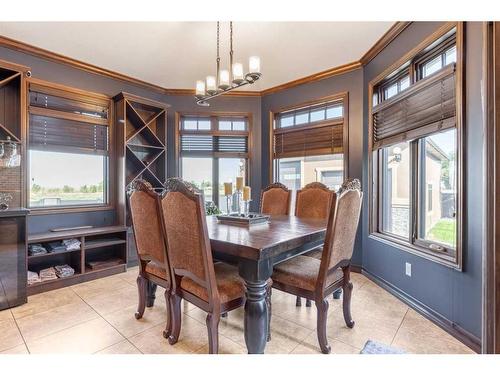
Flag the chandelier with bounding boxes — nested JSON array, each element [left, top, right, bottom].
[[195, 22, 261, 106]]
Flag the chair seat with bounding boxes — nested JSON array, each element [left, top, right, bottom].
[[304, 247, 323, 260], [180, 262, 245, 303], [272, 255, 343, 291], [145, 260, 168, 280]]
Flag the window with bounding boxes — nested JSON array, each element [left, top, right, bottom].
[[380, 142, 410, 239], [370, 26, 462, 268], [28, 82, 110, 209], [178, 114, 250, 210], [271, 94, 348, 196], [417, 129, 457, 250]]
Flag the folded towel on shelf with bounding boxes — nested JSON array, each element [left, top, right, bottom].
[[46, 241, 67, 253], [28, 243, 47, 256], [54, 264, 75, 278], [39, 267, 58, 281], [62, 238, 81, 251], [27, 270, 41, 285]]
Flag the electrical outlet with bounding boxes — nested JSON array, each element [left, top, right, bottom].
[[405, 262, 412, 277]]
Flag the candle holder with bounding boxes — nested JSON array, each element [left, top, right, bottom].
[[225, 194, 232, 215], [243, 199, 252, 216]]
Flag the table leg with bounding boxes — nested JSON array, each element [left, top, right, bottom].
[[146, 281, 157, 308], [239, 259, 272, 354]]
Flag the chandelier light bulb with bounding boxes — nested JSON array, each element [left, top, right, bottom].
[[232, 63, 244, 84], [195, 80, 206, 96], [219, 69, 230, 90], [206, 76, 217, 94], [249, 56, 261, 74]]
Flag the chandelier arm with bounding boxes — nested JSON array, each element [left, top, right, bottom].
[[216, 21, 220, 89], [230, 21, 234, 83]]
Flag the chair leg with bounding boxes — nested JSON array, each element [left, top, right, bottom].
[[266, 283, 272, 342], [296, 296, 302, 306], [206, 312, 221, 354], [342, 267, 355, 328], [162, 289, 172, 339], [333, 289, 342, 300], [315, 298, 331, 354], [168, 293, 182, 345], [134, 275, 147, 319], [306, 299, 312, 307]]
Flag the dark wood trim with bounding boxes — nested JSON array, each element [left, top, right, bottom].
[[261, 64, 361, 96], [483, 21, 500, 354], [361, 268, 481, 353], [360, 22, 412, 65], [367, 22, 464, 270], [268, 92, 349, 185]]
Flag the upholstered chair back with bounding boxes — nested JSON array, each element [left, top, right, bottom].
[[260, 182, 291, 215], [128, 180, 167, 268], [320, 179, 363, 275], [160, 178, 217, 299], [295, 182, 336, 219]]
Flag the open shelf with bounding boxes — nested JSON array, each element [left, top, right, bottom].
[[128, 100, 164, 125], [85, 238, 127, 250], [27, 225, 128, 295], [28, 247, 81, 259]]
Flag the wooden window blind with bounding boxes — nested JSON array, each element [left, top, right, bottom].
[[179, 115, 249, 157], [28, 83, 111, 156], [372, 63, 456, 150], [273, 122, 344, 159], [29, 114, 109, 155], [180, 135, 248, 155]]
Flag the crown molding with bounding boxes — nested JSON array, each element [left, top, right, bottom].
[[260, 61, 363, 96], [0, 22, 411, 99], [360, 21, 412, 65]]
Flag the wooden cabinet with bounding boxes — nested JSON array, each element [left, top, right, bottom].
[[0, 209, 28, 310], [114, 93, 168, 266]]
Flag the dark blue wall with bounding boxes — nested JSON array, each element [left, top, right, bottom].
[[361, 22, 484, 340]]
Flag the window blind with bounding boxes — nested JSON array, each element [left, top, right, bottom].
[[29, 114, 109, 155], [180, 135, 248, 155], [273, 123, 344, 159], [372, 63, 456, 150]]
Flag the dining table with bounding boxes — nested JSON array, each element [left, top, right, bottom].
[[205, 214, 328, 354]]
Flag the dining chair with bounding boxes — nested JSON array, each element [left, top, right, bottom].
[[271, 178, 363, 354], [294, 182, 336, 307], [159, 178, 248, 354], [260, 182, 291, 215], [128, 179, 172, 339]]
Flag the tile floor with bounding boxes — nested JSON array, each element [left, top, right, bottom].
[[0, 267, 475, 354]]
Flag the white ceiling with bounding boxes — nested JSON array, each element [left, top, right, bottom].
[[0, 22, 393, 91]]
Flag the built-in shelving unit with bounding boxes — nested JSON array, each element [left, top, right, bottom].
[[27, 225, 127, 295], [0, 59, 29, 208], [114, 92, 168, 266]]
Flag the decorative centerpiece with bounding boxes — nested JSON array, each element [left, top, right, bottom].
[[217, 176, 270, 226]]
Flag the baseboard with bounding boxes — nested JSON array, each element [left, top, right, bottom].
[[359, 268, 481, 353]]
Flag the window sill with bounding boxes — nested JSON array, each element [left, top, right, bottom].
[[28, 204, 114, 216], [367, 232, 461, 271]]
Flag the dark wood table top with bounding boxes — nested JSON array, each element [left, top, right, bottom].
[[206, 215, 327, 261]]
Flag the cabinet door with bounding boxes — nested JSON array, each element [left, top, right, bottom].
[[0, 216, 27, 310]]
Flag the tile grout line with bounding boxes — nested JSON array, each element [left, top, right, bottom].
[[390, 308, 409, 346], [9, 309, 30, 354]]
